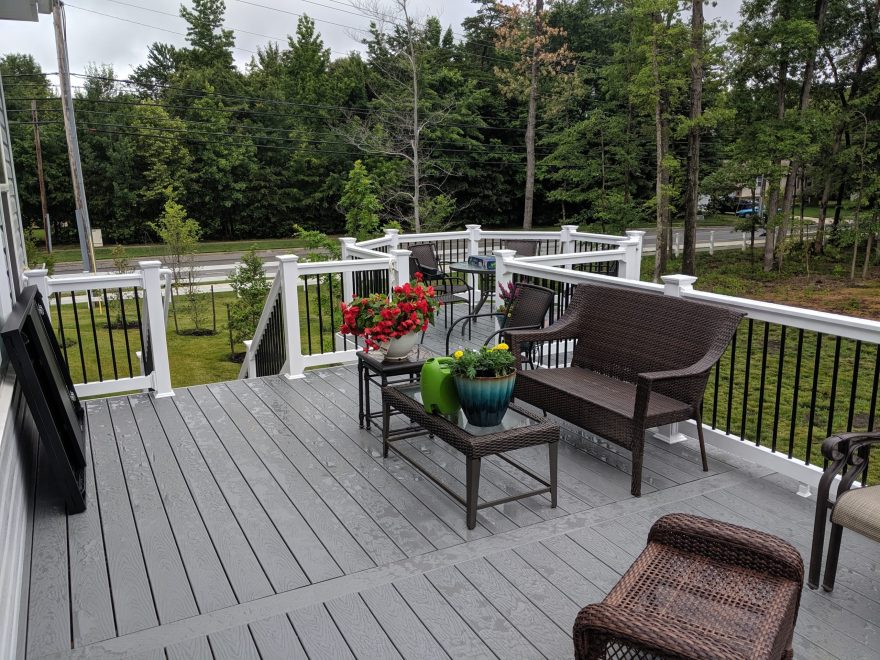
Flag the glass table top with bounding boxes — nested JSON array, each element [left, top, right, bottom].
[[449, 261, 497, 275], [394, 382, 539, 436]]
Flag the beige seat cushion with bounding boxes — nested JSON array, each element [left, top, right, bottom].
[[831, 485, 880, 543]]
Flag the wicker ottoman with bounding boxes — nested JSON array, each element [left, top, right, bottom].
[[573, 514, 803, 660]]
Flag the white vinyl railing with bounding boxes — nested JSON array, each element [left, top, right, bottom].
[[23, 261, 174, 398]]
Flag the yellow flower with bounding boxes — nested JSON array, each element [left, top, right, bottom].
[[494, 342, 509, 351], [453, 350, 464, 359]]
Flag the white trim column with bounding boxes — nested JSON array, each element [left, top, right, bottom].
[[278, 255, 305, 379], [384, 227, 400, 250], [466, 224, 481, 257], [339, 237, 356, 303], [140, 260, 173, 397], [494, 249, 515, 333], [389, 248, 411, 289]]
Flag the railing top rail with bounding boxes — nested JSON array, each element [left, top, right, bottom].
[[683, 288, 880, 344], [298, 257, 391, 274], [346, 244, 392, 260], [515, 248, 627, 267], [570, 231, 632, 243], [29, 271, 145, 292], [356, 236, 392, 249], [501, 255, 663, 292], [396, 230, 470, 243], [479, 230, 563, 240]]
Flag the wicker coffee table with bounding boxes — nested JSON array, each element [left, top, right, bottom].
[[382, 383, 559, 529]]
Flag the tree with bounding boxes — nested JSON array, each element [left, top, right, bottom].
[[682, 0, 704, 276], [494, 0, 574, 229], [340, 160, 382, 240], [228, 248, 270, 346]]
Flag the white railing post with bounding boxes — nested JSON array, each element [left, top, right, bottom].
[[466, 224, 481, 257], [559, 225, 578, 269], [140, 260, 174, 398], [709, 230, 715, 256], [673, 232, 681, 257], [278, 255, 305, 379], [661, 273, 698, 297], [23, 268, 50, 316], [242, 339, 256, 379], [742, 232, 747, 252], [389, 248, 411, 289], [384, 227, 400, 250], [339, 237, 356, 303], [494, 249, 515, 333], [620, 230, 645, 280], [135, 350, 149, 392]]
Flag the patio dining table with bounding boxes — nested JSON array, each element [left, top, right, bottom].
[[449, 261, 496, 334]]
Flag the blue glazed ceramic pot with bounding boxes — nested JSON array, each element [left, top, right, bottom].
[[454, 372, 516, 427]]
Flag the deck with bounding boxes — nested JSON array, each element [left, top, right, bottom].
[[23, 362, 880, 658]]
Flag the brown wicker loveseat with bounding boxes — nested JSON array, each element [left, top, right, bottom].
[[507, 283, 744, 496]]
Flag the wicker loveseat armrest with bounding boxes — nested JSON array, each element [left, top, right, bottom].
[[648, 514, 803, 583], [573, 602, 745, 660], [506, 315, 580, 368], [637, 351, 722, 386]]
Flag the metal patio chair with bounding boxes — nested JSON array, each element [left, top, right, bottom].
[[809, 431, 880, 591], [504, 239, 539, 257]]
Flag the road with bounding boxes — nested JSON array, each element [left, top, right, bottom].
[[53, 225, 779, 278]]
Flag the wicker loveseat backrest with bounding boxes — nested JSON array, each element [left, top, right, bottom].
[[568, 284, 743, 402]]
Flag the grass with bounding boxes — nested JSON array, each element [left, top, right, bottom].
[[642, 249, 879, 482], [44, 237, 314, 264]]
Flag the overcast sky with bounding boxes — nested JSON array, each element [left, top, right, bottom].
[[1, 0, 744, 80]]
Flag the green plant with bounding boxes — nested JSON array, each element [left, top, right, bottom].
[[450, 344, 516, 379], [228, 248, 270, 346], [24, 225, 56, 274], [292, 223, 341, 261], [109, 244, 133, 327], [339, 160, 381, 240]]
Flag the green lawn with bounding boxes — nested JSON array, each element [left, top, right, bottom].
[[44, 236, 314, 264]]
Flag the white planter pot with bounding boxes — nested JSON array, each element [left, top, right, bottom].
[[380, 332, 420, 360]]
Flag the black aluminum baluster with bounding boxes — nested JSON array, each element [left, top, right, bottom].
[[102, 288, 118, 380], [70, 291, 88, 383], [119, 287, 134, 376], [54, 292, 70, 367], [739, 319, 754, 442], [86, 290, 103, 381], [304, 276, 313, 355], [825, 336, 843, 439], [788, 329, 805, 458], [134, 287, 145, 359], [328, 273, 336, 350], [711, 363, 720, 429], [847, 341, 862, 432], [755, 322, 770, 446], [725, 330, 737, 435], [806, 333, 824, 465], [771, 326, 787, 452], [316, 274, 325, 352], [868, 345, 879, 432]]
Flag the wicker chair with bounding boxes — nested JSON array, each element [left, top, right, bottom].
[[506, 283, 744, 496], [504, 239, 539, 257], [444, 283, 554, 359], [408, 255, 468, 328], [809, 431, 880, 591], [574, 513, 804, 660]]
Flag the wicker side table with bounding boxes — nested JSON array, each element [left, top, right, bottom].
[[573, 513, 804, 660]]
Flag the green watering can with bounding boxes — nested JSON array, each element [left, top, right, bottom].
[[420, 357, 460, 415]]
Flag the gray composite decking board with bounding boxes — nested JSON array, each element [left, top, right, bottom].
[[248, 613, 308, 660], [358, 583, 450, 660], [149, 396, 273, 603], [294, 371, 498, 541], [207, 624, 261, 660], [189, 386, 350, 588], [128, 394, 238, 614], [511, 541, 606, 607], [106, 398, 200, 625], [483, 548, 582, 631], [539, 534, 625, 595], [86, 399, 159, 636], [336, 366, 577, 521], [316, 367, 555, 529], [219, 380, 414, 569], [26, 448, 71, 658], [455, 557, 573, 659], [562, 525, 639, 576], [287, 604, 356, 660], [165, 635, 212, 659], [425, 565, 542, 660], [255, 376, 464, 552], [198, 383, 364, 580], [325, 593, 404, 660], [392, 574, 495, 660], [237, 382, 435, 563], [67, 417, 116, 648], [172, 389, 307, 593]]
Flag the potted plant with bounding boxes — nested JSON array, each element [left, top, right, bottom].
[[496, 281, 521, 327], [450, 343, 517, 426], [339, 273, 440, 359]]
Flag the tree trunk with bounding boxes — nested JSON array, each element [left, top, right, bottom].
[[764, 56, 788, 272], [682, 0, 703, 276], [523, 0, 544, 231], [778, 0, 828, 268], [814, 128, 842, 251], [402, 1, 421, 232], [651, 13, 668, 282]]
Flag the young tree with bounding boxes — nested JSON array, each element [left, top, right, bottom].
[[682, 0, 704, 276], [151, 198, 204, 331], [340, 160, 382, 240], [228, 248, 270, 346], [494, 0, 574, 229]]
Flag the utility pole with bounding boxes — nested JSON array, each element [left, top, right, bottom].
[[52, 0, 95, 271], [30, 100, 52, 252]]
